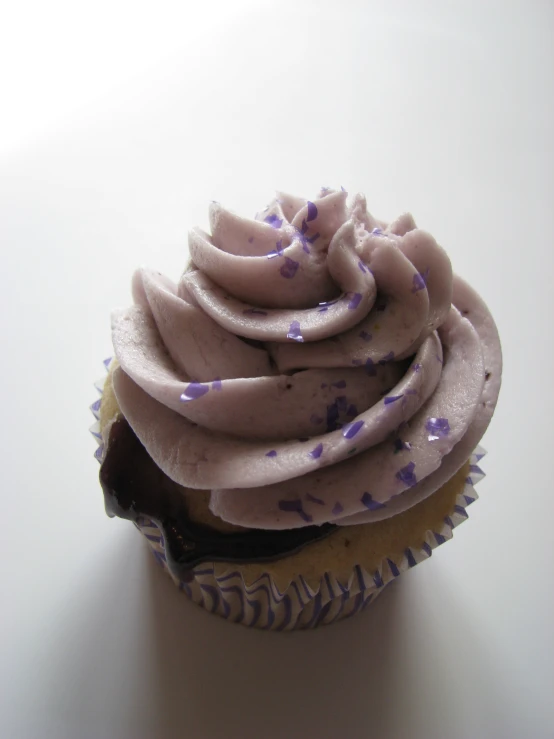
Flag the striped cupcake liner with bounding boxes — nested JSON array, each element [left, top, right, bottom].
[[91, 359, 486, 630]]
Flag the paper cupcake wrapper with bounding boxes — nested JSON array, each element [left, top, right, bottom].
[[91, 359, 486, 630]]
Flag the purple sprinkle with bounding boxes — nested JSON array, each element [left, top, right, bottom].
[[413, 363, 422, 372], [280, 257, 299, 279], [412, 268, 429, 293], [359, 330, 373, 342], [379, 351, 395, 365], [306, 492, 324, 505], [287, 320, 304, 342], [300, 219, 309, 235], [278, 499, 313, 523], [343, 420, 364, 439], [306, 201, 318, 222], [267, 240, 284, 259], [310, 414, 323, 425], [371, 227, 383, 235], [341, 185, 346, 192], [310, 444, 323, 459], [332, 502, 344, 516], [396, 461, 417, 487], [264, 214, 283, 228], [425, 417, 450, 441], [348, 292, 362, 310], [346, 404, 358, 418], [332, 379, 346, 389], [336, 395, 347, 411], [243, 308, 268, 316], [384, 394, 404, 405], [309, 443, 324, 460], [248, 236, 254, 243], [266, 450, 278, 457], [180, 382, 209, 402], [212, 377, 222, 391], [436, 355, 443, 364], [365, 357, 377, 376], [361, 492, 386, 511], [358, 260, 367, 273]]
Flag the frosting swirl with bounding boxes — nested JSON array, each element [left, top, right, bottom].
[[110, 188, 501, 530]]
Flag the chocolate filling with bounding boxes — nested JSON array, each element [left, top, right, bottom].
[[100, 418, 337, 581]]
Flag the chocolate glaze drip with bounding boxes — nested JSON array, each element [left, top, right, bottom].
[[100, 418, 337, 582]]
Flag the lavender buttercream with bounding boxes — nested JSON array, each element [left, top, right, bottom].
[[110, 188, 501, 529]]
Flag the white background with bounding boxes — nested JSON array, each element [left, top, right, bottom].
[[1, 1, 553, 737]]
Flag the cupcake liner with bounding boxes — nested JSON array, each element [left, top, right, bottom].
[[91, 359, 485, 630]]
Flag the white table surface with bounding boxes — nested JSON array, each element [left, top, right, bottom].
[[1, 2, 553, 737]]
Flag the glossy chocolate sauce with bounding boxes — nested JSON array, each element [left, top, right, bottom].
[[100, 418, 337, 582]]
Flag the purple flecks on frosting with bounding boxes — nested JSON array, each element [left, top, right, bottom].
[[346, 404, 358, 418], [306, 201, 318, 222], [180, 382, 210, 402], [348, 292, 362, 310], [332, 380, 347, 389], [365, 357, 376, 376], [332, 502, 344, 516], [359, 330, 373, 342], [309, 443, 324, 460], [358, 260, 367, 273], [243, 308, 268, 316], [396, 461, 417, 487], [371, 227, 383, 235], [342, 420, 364, 439], [300, 219, 309, 235], [306, 492, 324, 505], [267, 240, 284, 259], [265, 450, 278, 457], [212, 378, 222, 391], [264, 214, 283, 228], [436, 355, 444, 364], [361, 492, 386, 511], [278, 499, 313, 523], [280, 257, 299, 279], [384, 394, 404, 405], [425, 417, 450, 441], [379, 351, 395, 365], [412, 268, 429, 293], [287, 320, 304, 342], [413, 363, 422, 372]]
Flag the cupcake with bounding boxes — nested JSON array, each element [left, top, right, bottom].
[[91, 187, 501, 630]]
